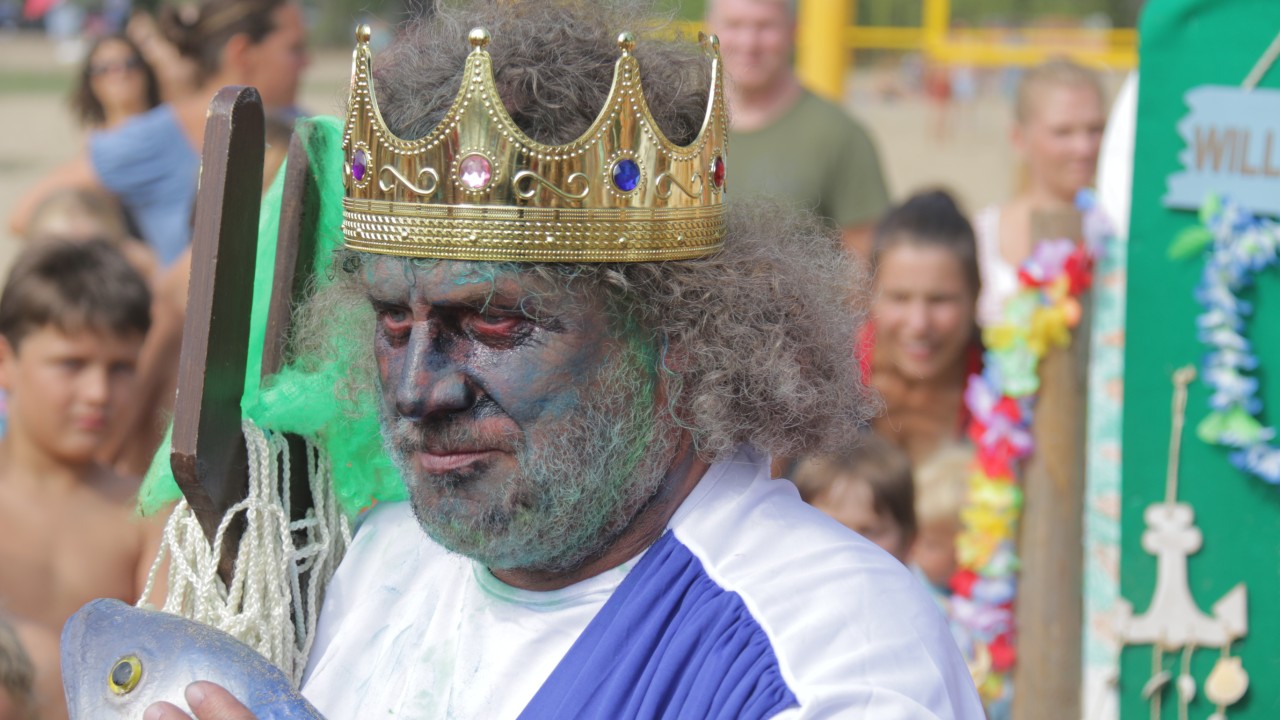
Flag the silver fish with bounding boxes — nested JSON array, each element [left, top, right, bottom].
[[61, 599, 324, 719]]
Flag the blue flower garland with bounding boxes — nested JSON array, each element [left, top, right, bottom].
[[1175, 195, 1280, 486]]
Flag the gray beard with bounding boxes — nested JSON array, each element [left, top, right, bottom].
[[380, 353, 677, 575]]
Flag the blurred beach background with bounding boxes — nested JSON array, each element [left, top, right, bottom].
[[0, 0, 1135, 277]]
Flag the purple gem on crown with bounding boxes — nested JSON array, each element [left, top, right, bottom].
[[352, 148, 368, 182]]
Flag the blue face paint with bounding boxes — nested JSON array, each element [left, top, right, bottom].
[[365, 258, 614, 424], [362, 257, 666, 572], [448, 263, 505, 288]]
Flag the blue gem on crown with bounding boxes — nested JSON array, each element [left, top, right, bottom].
[[612, 159, 641, 192]]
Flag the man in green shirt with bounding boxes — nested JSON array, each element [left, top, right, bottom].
[[707, 0, 891, 258]]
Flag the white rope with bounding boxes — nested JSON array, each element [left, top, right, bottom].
[[1243, 28, 1280, 91], [1164, 366, 1196, 506], [138, 420, 352, 686]]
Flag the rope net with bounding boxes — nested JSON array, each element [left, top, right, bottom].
[[138, 419, 351, 686]]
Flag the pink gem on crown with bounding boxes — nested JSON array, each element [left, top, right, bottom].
[[459, 153, 493, 190]]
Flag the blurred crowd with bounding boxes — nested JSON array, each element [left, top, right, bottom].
[[1, 2, 308, 718], [0, 0, 1112, 718]]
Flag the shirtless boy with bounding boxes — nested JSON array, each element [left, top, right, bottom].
[[0, 239, 164, 720]]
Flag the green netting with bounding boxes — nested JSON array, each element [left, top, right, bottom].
[[138, 116, 405, 518]]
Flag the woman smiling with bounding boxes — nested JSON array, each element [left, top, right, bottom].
[[865, 190, 982, 465]]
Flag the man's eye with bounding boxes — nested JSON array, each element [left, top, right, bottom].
[[469, 314, 524, 337], [376, 306, 412, 335]]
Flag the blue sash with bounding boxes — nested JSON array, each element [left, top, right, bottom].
[[518, 532, 797, 719]]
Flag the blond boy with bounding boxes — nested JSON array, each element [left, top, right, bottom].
[[791, 433, 917, 563], [0, 239, 165, 720], [911, 443, 974, 596]]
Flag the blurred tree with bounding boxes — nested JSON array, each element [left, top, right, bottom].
[[307, 0, 701, 46], [311, 0, 409, 46], [854, 0, 1138, 27], [669, 0, 704, 20], [122, 0, 1140, 43], [860, 0, 921, 26]]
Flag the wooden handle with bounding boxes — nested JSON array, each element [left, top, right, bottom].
[[171, 85, 265, 577]]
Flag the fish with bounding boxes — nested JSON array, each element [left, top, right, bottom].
[[61, 598, 324, 719]]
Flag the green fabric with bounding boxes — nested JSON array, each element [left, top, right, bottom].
[[1120, 1, 1280, 718], [728, 89, 890, 229], [138, 116, 405, 518]]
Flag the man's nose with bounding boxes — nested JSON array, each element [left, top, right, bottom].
[[394, 324, 475, 421]]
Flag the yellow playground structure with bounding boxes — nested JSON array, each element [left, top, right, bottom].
[[794, 0, 1137, 101]]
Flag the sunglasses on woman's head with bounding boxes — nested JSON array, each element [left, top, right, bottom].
[[89, 57, 143, 77]]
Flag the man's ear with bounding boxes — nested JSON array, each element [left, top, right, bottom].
[[0, 336, 17, 391], [219, 32, 253, 81]]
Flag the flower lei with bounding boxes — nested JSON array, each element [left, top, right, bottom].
[[1173, 195, 1280, 486], [950, 217, 1098, 707]]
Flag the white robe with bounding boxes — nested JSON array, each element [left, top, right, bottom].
[[301, 447, 983, 719]]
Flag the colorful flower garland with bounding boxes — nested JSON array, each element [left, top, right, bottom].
[[950, 215, 1098, 707], [1175, 195, 1280, 486]]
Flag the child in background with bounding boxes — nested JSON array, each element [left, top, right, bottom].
[[911, 443, 974, 601], [791, 433, 917, 563], [23, 187, 132, 244], [23, 188, 159, 286], [0, 240, 167, 720], [0, 615, 36, 720]]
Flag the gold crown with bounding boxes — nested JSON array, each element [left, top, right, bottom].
[[340, 25, 729, 263]]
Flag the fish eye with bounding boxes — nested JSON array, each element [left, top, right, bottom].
[[108, 655, 142, 695]]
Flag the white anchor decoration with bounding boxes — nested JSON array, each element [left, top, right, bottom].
[[1112, 502, 1247, 649], [1114, 367, 1249, 719]]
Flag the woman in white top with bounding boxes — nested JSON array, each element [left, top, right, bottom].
[[973, 60, 1107, 327]]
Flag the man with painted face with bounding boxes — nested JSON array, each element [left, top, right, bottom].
[[145, 2, 982, 718]]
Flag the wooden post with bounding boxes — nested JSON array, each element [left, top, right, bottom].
[[261, 132, 318, 527], [261, 132, 317, 379], [171, 86, 264, 578], [1011, 208, 1088, 719]]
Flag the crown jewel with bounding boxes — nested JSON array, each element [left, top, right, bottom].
[[341, 25, 729, 263]]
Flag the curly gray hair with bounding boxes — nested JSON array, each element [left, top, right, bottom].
[[299, 0, 876, 463]]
